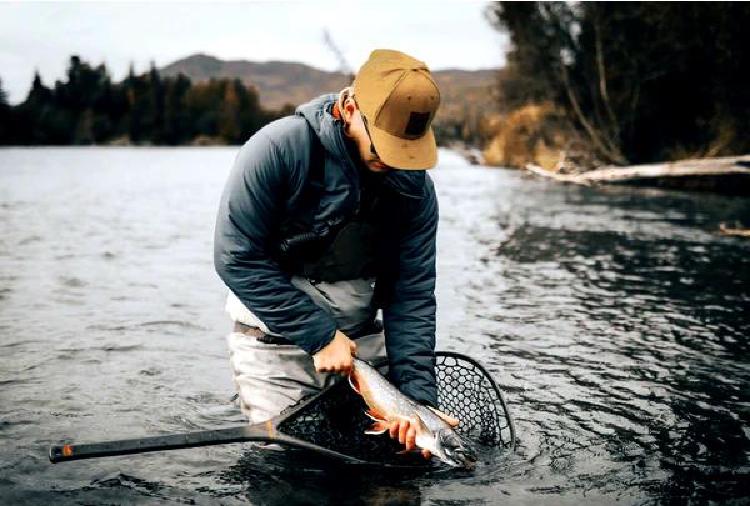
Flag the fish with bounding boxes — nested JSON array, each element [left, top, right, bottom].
[[348, 357, 477, 468]]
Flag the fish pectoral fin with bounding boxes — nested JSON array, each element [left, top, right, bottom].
[[364, 409, 386, 422], [348, 374, 360, 394], [364, 420, 389, 435]]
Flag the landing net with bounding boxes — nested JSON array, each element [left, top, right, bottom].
[[275, 351, 515, 467]]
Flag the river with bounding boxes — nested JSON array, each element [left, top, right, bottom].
[[1, 147, 748, 505]]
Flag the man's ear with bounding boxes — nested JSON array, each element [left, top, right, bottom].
[[342, 96, 357, 122]]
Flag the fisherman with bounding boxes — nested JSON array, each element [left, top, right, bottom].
[[214, 49, 454, 457]]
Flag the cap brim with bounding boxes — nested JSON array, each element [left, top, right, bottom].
[[369, 125, 437, 170]]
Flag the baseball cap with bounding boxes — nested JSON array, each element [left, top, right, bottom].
[[353, 49, 441, 170]]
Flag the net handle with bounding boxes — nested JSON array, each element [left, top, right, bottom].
[[49, 376, 425, 468], [49, 351, 515, 464]]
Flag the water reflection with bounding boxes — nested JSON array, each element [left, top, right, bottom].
[[221, 448, 423, 506]]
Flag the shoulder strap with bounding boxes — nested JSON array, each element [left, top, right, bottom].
[[306, 122, 326, 185], [277, 123, 327, 255]]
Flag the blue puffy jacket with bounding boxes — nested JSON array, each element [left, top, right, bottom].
[[214, 94, 438, 406]]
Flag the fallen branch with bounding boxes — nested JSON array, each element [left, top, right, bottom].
[[525, 155, 750, 185], [719, 224, 750, 238]]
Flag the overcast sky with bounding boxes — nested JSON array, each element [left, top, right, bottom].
[[0, 1, 508, 105]]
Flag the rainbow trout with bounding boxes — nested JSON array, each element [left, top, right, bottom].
[[348, 357, 477, 468]]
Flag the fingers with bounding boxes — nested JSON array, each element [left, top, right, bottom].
[[422, 449, 431, 459], [398, 420, 409, 446], [312, 331, 355, 374], [389, 419, 417, 451], [313, 356, 353, 375], [325, 365, 351, 375], [405, 426, 416, 451], [329, 363, 352, 375], [331, 358, 353, 374], [389, 420, 399, 440]]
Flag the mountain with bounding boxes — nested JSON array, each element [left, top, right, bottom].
[[160, 54, 501, 141], [161, 54, 351, 110]]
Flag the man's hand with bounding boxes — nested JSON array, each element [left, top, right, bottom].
[[388, 408, 460, 459], [312, 330, 357, 374]]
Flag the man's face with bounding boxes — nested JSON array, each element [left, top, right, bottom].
[[358, 123, 392, 173], [343, 97, 393, 173]]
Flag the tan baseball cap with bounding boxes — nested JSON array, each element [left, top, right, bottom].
[[353, 49, 441, 170]]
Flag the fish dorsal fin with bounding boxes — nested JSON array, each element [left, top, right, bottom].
[[427, 406, 460, 427]]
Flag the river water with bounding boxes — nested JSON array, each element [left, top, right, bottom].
[[1, 147, 748, 505]]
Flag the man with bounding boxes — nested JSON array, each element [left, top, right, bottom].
[[214, 49, 454, 456]]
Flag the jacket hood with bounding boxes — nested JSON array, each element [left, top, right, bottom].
[[296, 94, 427, 200], [296, 94, 352, 165]]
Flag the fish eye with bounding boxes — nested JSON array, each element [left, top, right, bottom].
[[439, 431, 477, 460], [439, 431, 462, 449]]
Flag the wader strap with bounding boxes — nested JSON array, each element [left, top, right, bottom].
[[278, 123, 326, 256]]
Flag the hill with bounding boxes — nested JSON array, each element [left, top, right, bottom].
[[161, 54, 350, 111], [161, 53, 501, 145]]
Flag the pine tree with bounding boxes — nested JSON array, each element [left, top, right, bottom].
[[0, 78, 11, 144], [219, 79, 241, 142], [163, 74, 192, 144]]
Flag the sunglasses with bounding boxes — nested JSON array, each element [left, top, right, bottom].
[[351, 95, 379, 159]]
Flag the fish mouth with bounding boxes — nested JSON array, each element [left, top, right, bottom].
[[437, 430, 478, 469], [444, 450, 478, 469]]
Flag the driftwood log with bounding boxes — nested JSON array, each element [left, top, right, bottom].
[[525, 155, 750, 195], [719, 224, 750, 238]]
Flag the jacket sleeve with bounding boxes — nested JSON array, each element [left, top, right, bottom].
[[214, 130, 337, 355], [382, 176, 439, 407]]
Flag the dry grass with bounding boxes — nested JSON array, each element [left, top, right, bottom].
[[482, 102, 573, 169]]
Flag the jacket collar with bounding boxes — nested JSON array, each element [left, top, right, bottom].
[[296, 94, 426, 201]]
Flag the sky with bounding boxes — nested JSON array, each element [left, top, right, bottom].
[[0, 1, 509, 105]]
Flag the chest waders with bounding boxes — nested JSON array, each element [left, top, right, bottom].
[[298, 203, 379, 284]]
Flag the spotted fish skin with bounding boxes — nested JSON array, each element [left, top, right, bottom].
[[349, 357, 477, 468]]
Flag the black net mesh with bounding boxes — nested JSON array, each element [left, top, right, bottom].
[[276, 351, 515, 466]]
